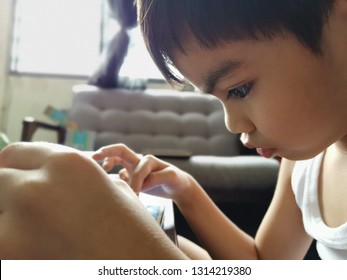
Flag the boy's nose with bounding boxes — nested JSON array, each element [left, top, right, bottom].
[[224, 111, 255, 135]]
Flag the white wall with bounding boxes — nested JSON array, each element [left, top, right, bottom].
[[0, 0, 86, 142], [0, 0, 11, 131], [6, 76, 84, 142]]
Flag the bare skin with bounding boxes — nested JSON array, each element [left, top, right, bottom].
[[0, 143, 186, 259]]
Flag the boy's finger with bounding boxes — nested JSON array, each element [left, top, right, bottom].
[[93, 144, 141, 168], [118, 168, 130, 182], [130, 155, 168, 193], [93, 144, 139, 160]]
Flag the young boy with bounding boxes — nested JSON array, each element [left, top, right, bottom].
[[92, 0, 347, 259]]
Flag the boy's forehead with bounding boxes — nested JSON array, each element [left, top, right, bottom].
[[171, 38, 247, 92], [170, 43, 211, 89]]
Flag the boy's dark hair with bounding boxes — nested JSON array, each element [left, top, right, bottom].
[[137, 0, 334, 87]]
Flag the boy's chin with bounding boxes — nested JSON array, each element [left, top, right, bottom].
[[278, 149, 324, 161]]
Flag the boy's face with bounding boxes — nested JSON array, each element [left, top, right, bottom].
[[172, 33, 347, 160]]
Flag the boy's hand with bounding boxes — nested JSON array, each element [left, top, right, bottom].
[[0, 142, 184, 259], [92, 144, 197, 203]]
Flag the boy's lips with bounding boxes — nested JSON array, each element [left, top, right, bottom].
[[256, 148, 276, 158], [240, 134, 276, 158]]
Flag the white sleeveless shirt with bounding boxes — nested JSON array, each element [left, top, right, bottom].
[[292, 153, 347, 259]]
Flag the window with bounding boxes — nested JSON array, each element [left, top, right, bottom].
[[119, 27, 165, 80], [10, 0, 164, 80]]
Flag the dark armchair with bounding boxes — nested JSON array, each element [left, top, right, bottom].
[[21, 116, 66, 144]]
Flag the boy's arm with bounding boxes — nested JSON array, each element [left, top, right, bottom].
[[93, 144, 312, 259], [177, 159, 312, 259], [255, 159, 313, 259]]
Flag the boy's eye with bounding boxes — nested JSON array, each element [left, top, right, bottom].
[[227, 82, 253, 100]]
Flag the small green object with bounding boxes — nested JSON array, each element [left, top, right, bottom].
[[0, 132, 10, 150]]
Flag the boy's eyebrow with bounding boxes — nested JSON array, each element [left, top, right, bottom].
[[202, 60, 243, 94]]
